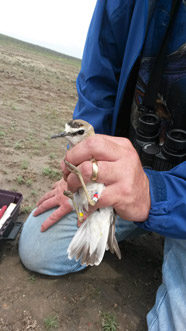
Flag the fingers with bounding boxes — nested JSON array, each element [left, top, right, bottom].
[[65, 134, 132, 166], [34, 178, 68, 216], [36, 191, 55, 207], [33, 176, 74, 231], [83, 184, 124, 220], [34, 196, 59, 217], [61, 135, 133, 189], [87, 172, 150, 222], [40, 205, 72, 232], [87, 184, 118, 212], [63, 160, 121, 193], [52, 180, 61, 189], [99, 134, 130, 146]]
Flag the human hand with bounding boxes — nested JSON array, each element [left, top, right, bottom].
[[61, 134, 150, 222], [33, 178, 73, 232]]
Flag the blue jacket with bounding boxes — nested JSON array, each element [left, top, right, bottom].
[[73, 0, 186, 239]]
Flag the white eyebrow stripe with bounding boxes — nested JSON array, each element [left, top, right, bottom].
[[65, 123, 83, 133]]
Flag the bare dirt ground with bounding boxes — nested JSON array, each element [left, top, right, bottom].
[[0, 35, 163, 331]]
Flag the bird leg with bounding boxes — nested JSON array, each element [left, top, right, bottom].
[[63, 190, 84, 223], [64, 160, 96, 206]]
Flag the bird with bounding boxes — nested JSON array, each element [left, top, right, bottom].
[[51, 119, 121, 266]]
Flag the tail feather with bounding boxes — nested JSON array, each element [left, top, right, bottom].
[[80, 244, 90, 265], [107, 211, 121, 259], [112, 236, 121, 260], [86, 253, 97, 266], [107, 221, 115, 254], [67, 220, 87, 259], [67, 208, 121, 266], [74, 244, 86, 261]]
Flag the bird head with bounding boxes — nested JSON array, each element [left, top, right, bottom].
[[51, 119, 95, 147]]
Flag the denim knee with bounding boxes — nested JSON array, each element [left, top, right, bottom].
[[19, 209, 86, 276], [147, 238, 186, 330]]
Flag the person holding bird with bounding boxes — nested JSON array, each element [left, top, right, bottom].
[[19, 0, 186, 330]]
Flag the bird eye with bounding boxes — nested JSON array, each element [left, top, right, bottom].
[[78, 130, 84, 135]]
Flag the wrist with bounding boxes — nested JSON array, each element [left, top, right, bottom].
[[139, 173, 151, 222]]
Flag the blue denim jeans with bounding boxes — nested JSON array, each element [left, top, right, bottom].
[[19, 208, 186, 330]]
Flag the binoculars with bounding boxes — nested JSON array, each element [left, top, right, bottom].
[[132, 108, 186, 171]]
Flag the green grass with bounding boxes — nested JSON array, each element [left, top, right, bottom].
[[21, 160, 29, 169], [21, 205, 33, 214], [0, 131, 5, 137], [49, 153, 56, 160], [28, 274, 37, 282], [16, 175, 25, 185], [15, 140, 25, 150], [42, 167, 61, 180], [16, 174, 32, 187], [26, 179, 32, 187], [11, 104, 17, 110], [44, 315, 58, 330], [101, 312, 118, 331]]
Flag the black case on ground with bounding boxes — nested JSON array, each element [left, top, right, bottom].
[[0, 189, 23, 240]]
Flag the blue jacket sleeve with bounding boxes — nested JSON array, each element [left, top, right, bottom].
[[136, 162, 186, 239], [73, 0, 135, 134]]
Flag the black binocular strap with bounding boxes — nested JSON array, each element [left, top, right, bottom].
[[142, 0, 180, 110]]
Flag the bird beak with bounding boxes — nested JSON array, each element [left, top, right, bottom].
[[51, 131, 67, 139]]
